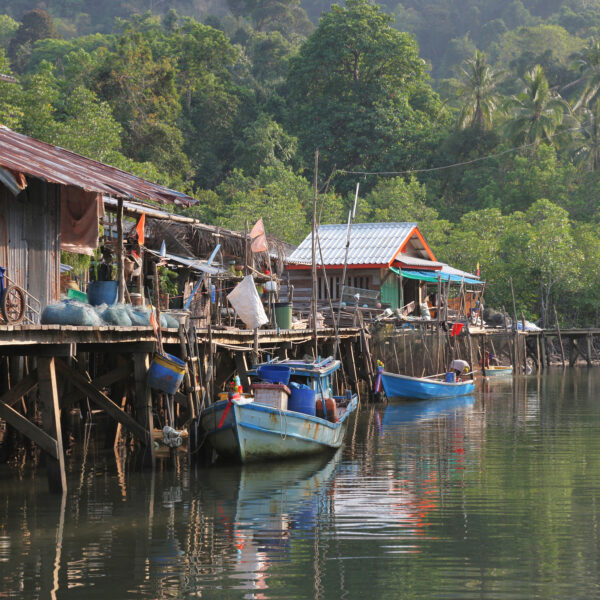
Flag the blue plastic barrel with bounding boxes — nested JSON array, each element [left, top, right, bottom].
[[257, 364, 291, 385], [148, 353, 186, 394], [288, 383, 316, 416], [87, 281, 118, 306], [445, 372, 456, 383]]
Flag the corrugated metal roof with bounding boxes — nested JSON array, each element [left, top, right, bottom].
[[288, 222, 420, 266], [396, 254, 443, 268], [0, 126, 195, 206], [440, 263, 479, 280]]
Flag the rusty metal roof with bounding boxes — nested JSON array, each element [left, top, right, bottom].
[[0, 126, 195, 206]]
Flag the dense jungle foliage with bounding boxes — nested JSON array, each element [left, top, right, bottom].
[[1, 0, 600, 326]]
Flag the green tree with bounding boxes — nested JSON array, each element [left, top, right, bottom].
[[227, 0, 313, 39], [456, 50, 503, 129], [363, 176, 451, 249], [568, 37, 600, 111], [94, 30, 189, 178], [8, 9, 59, 72], [215, 164, 312, 244], [53, 85, 123, 162], [233, 113, 297, 175], [504, 64, 569, 148], [286, 0, 444, 190], [524, 198, 581, 326], [0, 15, 18, 49], [570, 99, 600, 171], [0, 49, 23, 129]]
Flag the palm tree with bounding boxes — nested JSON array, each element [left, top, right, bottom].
[[504, 64, 569, 148], [571, 99, 600, 171], [456, 50, 503, 130], [567, 38, 600, 111]]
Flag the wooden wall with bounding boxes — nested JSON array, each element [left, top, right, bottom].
[[0, 179, 61, 315]]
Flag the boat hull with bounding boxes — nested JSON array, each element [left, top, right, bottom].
[[381, 371, 475, 400], [484, 366, 513, 377], [200, 396, 358, 463]]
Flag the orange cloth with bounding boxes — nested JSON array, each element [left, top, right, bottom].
[[60, 187, 102, 256]]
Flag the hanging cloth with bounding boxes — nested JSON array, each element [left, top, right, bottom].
[[60, 186, 103, 256]]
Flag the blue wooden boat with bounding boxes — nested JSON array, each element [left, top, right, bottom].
[[200, 358, 358, 463], [381, 371, 475, 400]]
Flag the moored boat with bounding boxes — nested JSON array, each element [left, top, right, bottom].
[[381, 371, 475, 400], [484, 365, 513, 377], [200, 357, 358, 463]]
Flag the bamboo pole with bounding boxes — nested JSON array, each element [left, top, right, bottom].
[[334, 183, 360, 360], [117, 197, 125, 304], [312, 149, 319, 359]]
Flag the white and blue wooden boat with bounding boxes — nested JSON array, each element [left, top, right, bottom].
[[381, 371, 475, 400], [200, 358, 358, 463], [484, 365, 513, 377]]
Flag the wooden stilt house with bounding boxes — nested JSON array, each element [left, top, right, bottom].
[[286, 222, 482, 318]]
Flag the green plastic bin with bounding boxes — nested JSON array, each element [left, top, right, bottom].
[[274, 302, 292, 330]]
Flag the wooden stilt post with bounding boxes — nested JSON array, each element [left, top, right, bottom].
[[586, 334, 593, 367], [133, 353, 155, 468], [554, 306, 566, 368], [37, 357, 66, 494]]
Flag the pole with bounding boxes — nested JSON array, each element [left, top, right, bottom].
[[334, 183, 360, 360], [117, 197, 125, 304], [312, 149, 319, 359], [153, 261, 164, 355]]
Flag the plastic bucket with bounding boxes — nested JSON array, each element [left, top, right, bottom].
[[67, 288, 88, 303], [257, 364, 291, 385], [274, 302, 292, 330], [445, 372, 456, 383], [87, 281, 118, 306], [288, 383, 316, 416], [148, 353, 186, 394]]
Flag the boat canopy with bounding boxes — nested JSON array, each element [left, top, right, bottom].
[[390, 266, 483, 285]]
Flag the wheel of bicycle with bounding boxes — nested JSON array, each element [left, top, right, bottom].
[[1, 284, 26, 324]]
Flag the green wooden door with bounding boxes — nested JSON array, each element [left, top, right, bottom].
[[380, 276, 399, 309]]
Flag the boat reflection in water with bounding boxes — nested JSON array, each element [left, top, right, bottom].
[[382, 395, 476, 430], [202, 451, 341, 596]]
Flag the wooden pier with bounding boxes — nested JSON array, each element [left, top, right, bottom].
[[1, 321, 599, 494], [0, 324, 362, 493]]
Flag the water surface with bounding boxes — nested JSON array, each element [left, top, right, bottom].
[[2, 369, 600, 599]]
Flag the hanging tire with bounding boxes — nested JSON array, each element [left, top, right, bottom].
[[1, 284, 25, 324]]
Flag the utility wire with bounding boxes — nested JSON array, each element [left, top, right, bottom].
[[335, 123, 591, 177]]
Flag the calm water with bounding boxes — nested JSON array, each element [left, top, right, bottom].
[[2, 369, 600, 599]]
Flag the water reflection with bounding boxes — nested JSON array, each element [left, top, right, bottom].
[[4, 370, 600, 598]]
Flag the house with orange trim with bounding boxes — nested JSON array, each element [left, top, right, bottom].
[[285, 222, 481, 314]]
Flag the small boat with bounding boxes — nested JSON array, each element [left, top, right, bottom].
[[484, 365, 513, 377], [200, 357, 358, 463], [381, 371, 475, 400]]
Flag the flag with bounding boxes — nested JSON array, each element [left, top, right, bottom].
[[135, 214, 145, 246], [476, 262, 480, 277], [250, 218, 268, 253], [150, 310, 159, 336], [451, 322, 464, 337]]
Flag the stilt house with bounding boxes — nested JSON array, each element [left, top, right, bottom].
[[0, 126, 194, 321], [286, 222, 481, 315]]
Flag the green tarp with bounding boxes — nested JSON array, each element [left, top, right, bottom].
[[390, 267, 483, 285]]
